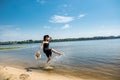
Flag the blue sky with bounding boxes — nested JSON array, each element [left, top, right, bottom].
[[0, 0, 120, 41]]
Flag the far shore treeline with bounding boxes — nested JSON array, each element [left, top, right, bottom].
[[0, 35, 120, 45]]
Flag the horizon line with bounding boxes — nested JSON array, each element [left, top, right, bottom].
[[0, 35, 120, 42]]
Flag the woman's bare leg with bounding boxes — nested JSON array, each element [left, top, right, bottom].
[[47, 56, 51, 63], [51, 49, 62, 55]]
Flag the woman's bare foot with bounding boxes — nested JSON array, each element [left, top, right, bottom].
[[58, 52, 62, 56]]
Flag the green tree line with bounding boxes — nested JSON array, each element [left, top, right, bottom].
[[0, 35, 120, 45]]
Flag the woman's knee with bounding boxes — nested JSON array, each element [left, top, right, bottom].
[[51, 49, 54, 51], [51, 49, 54, 52], [51, 49, 56, 52], [48, 57, 51, 60]]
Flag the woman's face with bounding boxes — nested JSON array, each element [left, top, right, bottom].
[[46, 37, 50, 41]]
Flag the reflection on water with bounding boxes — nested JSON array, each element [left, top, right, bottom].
[[0, 39, 120, 80]]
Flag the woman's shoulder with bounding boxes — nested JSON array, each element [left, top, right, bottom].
[[42, 41, 45, 43], [42, 41, 49, 44]]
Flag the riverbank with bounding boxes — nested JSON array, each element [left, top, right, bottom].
[[0, 65, 86, 80], [0, 46, 26, 50]]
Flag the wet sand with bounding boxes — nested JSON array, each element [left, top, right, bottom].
[[0, 65, 86, 80]]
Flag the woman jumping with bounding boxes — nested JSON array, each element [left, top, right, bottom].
[[37, 35, 62, 63]]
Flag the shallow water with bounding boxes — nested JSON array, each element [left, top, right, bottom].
[[0, 39, 120, 80]]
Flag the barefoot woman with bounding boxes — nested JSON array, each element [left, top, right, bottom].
[[38, 35, 61, 63]]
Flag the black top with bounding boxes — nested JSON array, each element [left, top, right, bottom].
[[43, 42, 52, 57], [43, 43, 49, 51]]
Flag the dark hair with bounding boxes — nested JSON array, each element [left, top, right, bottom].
[[43, 35, 49, 41]]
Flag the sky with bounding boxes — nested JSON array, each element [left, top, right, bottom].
[[0, 0, 120, 41]]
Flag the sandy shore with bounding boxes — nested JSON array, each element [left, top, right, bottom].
[[0, 65, 85, 80]]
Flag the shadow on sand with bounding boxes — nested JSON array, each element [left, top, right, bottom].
[[25, 66, 54, 72]]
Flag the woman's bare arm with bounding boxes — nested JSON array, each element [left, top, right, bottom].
[[38, 41, 44, 51]]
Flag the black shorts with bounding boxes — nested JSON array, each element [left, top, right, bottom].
[[43, 49, 52, 58]]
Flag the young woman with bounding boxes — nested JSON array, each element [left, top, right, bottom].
[[38, 35, 62, 63]]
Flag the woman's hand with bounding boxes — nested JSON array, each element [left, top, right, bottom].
[[35, 50, 41, 59]]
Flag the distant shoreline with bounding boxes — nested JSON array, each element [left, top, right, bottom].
[[0, 35, 120, 45], [0, 46, 26, 50]]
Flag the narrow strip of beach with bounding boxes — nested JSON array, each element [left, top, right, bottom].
[[0, 65, 87, 80]]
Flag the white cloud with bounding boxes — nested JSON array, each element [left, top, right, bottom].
[[36, 0, 46, 4], [0, 25, 22, 41], [50, 15, 74, 23], [0, 25, 40, 41], [56, 4, 71, 16], [63, 4, 68, 7], [78, 14, 85, 19], [43, 26, 51, 29], [62, 24, 71, 29]]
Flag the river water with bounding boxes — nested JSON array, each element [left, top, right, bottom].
[[0, 39, 120, 80]]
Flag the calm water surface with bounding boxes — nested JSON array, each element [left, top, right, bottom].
[[0, 39, 120, 80]]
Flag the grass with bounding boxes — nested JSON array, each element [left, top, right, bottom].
[[0, 46, 26, 50]]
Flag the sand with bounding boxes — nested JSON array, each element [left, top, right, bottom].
[[0, 65, 84, 80]]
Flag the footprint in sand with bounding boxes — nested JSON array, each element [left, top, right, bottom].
[[19, 74, 30, 80]]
